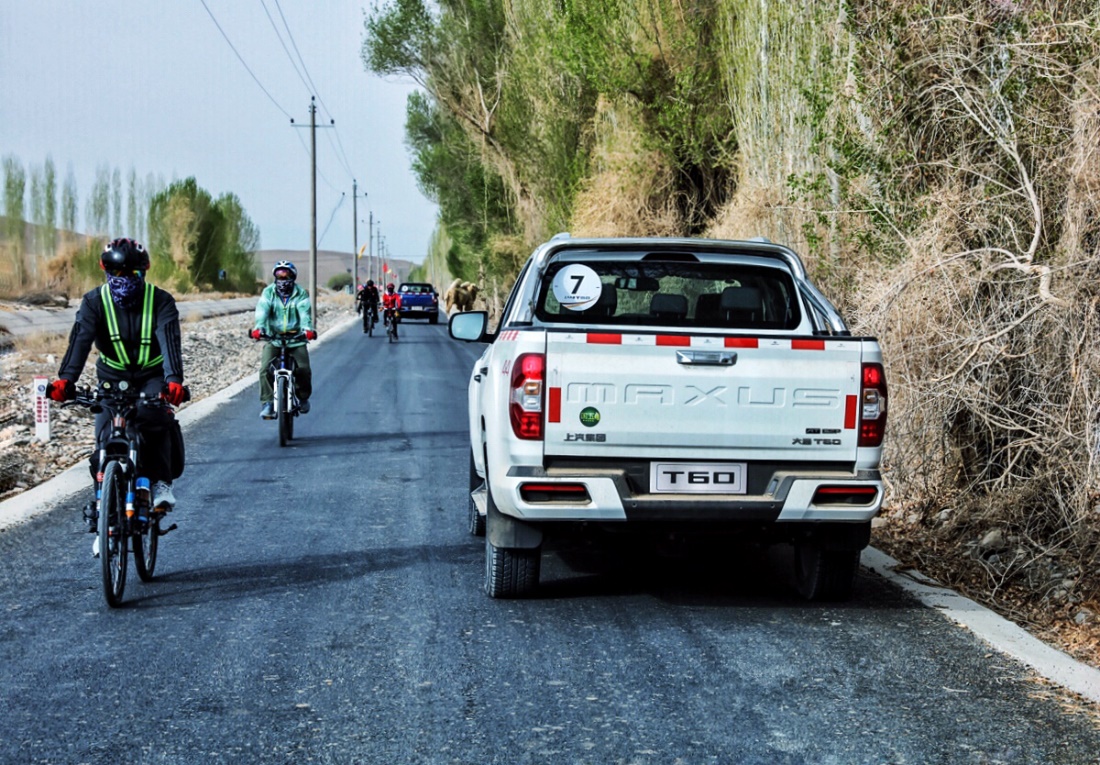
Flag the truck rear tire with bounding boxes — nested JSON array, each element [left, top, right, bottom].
[[429, 313, 439, 324], [485, 539, 540, 598], [483, 473, 541, 597], [793, 544, 859, 601]]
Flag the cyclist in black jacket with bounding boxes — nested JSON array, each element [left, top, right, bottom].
[[356, 279, 380, 332], [47, 238, 186, 512]]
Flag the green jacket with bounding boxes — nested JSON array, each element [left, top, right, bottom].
[[254, 282, 313, 346]]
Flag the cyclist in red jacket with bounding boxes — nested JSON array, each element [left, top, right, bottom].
[[381, 283, 402, 339]]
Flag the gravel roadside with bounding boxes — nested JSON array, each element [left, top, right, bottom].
[[0, 298, 353, 499]]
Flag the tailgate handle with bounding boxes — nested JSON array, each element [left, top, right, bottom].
[[474, 366, 489, 382], [676, 350, 736, 366]]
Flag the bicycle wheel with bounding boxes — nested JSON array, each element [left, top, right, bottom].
[[368, 315, 374, 337], [98, 461, 129, 607], [134, 514, 158, 583], [276, 375, 290, 447]]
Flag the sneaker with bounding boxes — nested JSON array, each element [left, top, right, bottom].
[[260, 402, 276, 419], [92, 536, 100, 558], [152, 481, 176, 511], [298, 398, 311, 414]]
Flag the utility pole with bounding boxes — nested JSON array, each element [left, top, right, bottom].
[[353, 181, 365, 291], [291, 96, 332, 321], [368, 213, 375, 284]]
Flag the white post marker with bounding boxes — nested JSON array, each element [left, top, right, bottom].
[[33, 376, 50, 442]]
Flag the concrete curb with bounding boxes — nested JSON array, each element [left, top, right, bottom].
[[0, 314, 357, 533]]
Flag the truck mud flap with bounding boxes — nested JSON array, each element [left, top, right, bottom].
[[487, 495, 543, 550]]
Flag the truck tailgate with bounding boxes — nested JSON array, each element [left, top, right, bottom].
[[544, 331, 865, 462]]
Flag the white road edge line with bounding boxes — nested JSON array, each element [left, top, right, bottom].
[[862, 547, 1100, 704]]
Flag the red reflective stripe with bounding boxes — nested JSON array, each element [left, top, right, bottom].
[[816, 486, 877, 496], [793, 339, 825, 350], [656, 335, 690, 346], [845, 395, 857, 429], [548, 387, 562, 423], [587, 333, 621, 344], [725, 337, 759, 348]]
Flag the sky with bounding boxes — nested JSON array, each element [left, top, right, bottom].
[[0, 1, 438, 265]]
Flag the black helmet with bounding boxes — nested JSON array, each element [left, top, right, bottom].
[[100, 238, 150, 274], [366, 279, 374, 287]]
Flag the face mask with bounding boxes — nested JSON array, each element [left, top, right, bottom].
[[275, 278, 295, 297], [107, 273, 144, 308]]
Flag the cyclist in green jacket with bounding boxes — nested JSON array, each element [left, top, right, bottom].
[[250, 260, 316, 419]]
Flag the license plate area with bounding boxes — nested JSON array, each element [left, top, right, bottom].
[[650, 462, 747, 494]]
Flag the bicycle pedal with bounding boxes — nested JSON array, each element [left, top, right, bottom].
[[82, 504, 98, 532], [157, 523, 178, 536]]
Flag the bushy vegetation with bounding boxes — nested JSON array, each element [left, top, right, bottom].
[[0, 158, 260, 296], [364, 0, 1100, 638]]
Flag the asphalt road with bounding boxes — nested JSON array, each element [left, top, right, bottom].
[[2, 318, 1099, 764]]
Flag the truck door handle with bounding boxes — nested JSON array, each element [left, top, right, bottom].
[[675, 350, 736, 366]]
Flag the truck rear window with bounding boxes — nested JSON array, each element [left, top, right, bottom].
[[534, 259, 801, 330]]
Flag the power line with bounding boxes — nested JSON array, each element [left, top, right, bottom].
[[268, 0, 357, 181], [259, 0, 314, 97], [293, 130, 341, 194], [317, 192, 346, 247], [197, 0, 293, 120], [272, 0, 331, 118]]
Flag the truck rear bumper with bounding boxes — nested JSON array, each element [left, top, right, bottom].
[[493, 465, 882, 524]]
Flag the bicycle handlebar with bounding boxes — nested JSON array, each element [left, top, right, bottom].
[[253, 331, 309, 344], [63, 383, 189, 411]]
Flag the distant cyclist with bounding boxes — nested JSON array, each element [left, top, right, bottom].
[[47, 238, 187, 513], [356, 279, 380, 333], [250, 261, 316, 419], [381, 282, 402, 339]]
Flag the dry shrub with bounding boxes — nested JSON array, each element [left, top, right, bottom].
[[571, 97, 682, 237], [11, 331, 69, 358], [849, 5, 1100, 613]]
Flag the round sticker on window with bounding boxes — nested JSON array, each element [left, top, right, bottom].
[[551, 264, 602, 311]]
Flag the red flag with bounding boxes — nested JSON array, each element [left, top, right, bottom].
[[383, 263, 389, 274]]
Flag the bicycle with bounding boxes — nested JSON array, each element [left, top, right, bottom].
[[383, 308, 399, 343], [363, 304, 377, 336], [257, 331, 308, 447], [67, 381, 185, 607]]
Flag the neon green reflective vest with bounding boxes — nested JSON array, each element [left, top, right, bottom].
[[98, 283, 163, 372]]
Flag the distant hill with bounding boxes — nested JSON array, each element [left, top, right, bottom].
[[255, 249, 416, 290]]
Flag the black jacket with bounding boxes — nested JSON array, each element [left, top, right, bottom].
[[58, 284, 184, 385]]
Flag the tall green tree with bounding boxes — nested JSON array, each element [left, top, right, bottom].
[[61, 165, 77, 241], [126, 167, 139, 238], [61, 167, 78, 242], [86, 164, 110, 235], [110, 167, 122, 234], [3, 155, 27, 286], [43, 156, 57, 256]]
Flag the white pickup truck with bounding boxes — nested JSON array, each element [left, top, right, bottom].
[[450, 235, 887, 600]]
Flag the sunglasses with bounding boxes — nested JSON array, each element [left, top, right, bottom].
[[105, 268, 144, 278]]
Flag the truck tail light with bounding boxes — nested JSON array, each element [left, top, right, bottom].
[[510, 353, 545, 440], [858, 362, 887, 447], [519, 483, 590, 502]]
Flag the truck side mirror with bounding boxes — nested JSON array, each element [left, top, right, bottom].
[[449, 311, 489, 342]]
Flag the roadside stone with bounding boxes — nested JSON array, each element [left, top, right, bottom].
[[979, 528, 1008, 552]]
